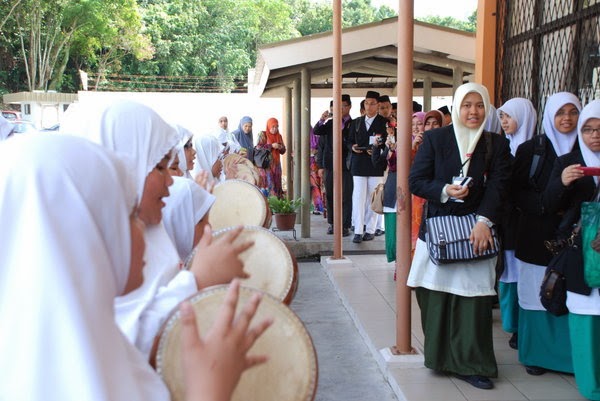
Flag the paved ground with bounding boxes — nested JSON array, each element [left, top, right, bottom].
[[290, 261, 398, 401]]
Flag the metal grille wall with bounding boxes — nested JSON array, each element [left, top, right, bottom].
[[496, 0, 600, 133]]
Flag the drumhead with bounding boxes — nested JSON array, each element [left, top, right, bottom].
[[208, 180, 268, 231], [156, 285, 318, 401], [213, 226, 297, 303]]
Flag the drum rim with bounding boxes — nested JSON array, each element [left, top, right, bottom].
[[209, 180, 268, 230], [155, 285, 318, 401], [213, 225, 295, 302]]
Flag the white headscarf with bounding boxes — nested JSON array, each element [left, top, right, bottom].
[[497, 97, 537, 156], [577, 99, 600, 185], [541, 92, 582, 157], [0, 115, 13, 140], [60, 101, 196, 355], [162, 176, 215, 261], [60, 100, 179, 199], [193, 134, 222, 178], [451, 82, 491, 173], [175, 124, 194, 178], [0, 134, 168, 401], [484, 105, 502, 134]]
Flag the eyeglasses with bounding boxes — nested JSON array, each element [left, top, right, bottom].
[[582, 127, 600, 135], [555, 110, 579, 117]]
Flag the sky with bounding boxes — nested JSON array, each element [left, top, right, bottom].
[[371, 0, 478, 21]]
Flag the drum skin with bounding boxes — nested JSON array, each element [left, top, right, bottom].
[[208, 180, 271, 231], [155, 286, 318, 401], [213, 226, 298, 305]]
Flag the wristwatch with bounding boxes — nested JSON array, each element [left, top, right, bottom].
[[476, 215, 494, 228]]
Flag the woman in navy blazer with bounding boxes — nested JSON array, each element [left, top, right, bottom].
[[408, 83, 512, 390]]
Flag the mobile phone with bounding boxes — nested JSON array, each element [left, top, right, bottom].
[[354, 146, 368, 151], [452, 176, 473, 187], [578, 166, 600, 176]]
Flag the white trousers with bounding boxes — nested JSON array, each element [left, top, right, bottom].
[[352, 176, 383, 235]]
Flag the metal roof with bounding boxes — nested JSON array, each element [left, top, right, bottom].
[[249, 17, 476, 97]]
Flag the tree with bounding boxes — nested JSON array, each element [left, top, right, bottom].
[[416, 11, 476, 32], [7, 0, 150, 91]]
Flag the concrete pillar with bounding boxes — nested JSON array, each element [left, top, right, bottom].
[[293, 78, 301, 209], [284, 86, 293, 200], [423, 76, 432, 112], [475, 0, 498, 101], [332, 0, 343, 258], [300, 68, 311, 238], [394, 0, 414, 355], [453, 66, 464, 95]]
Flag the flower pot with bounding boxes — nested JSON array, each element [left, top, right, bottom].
[[273, 213, 296, 230]]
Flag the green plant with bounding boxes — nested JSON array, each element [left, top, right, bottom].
[[267, 196, 303, 214]]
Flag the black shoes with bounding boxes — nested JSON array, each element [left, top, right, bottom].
[[342, 228, 351, 237], [454, 374, 494, 390], [362, 232, 375, 241], [525, 366, 546, 376], [508, 332, 518, 350], [327, 225, 333, 235], [374, 229, 385, 236], [352, 234, 362, 243]]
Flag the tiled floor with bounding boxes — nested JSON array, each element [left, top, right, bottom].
[[322, 254, 586, 401]]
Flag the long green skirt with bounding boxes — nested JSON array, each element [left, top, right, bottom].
[[384, 212, 396, 263], [518, 308, 573, 373], [415, 287, 498, 377], [569, 313, 600, 400], [498, 281, 519, 333]]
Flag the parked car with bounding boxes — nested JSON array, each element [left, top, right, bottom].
[[10, 121, 37, 134], [2, 110, 22, 121]]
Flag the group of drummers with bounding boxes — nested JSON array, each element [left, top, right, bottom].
[[0, 101, 315, 401]]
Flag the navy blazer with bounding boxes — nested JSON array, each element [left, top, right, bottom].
[[409, 125, 512, 241], [348, 114, 388, 176], [544, 149, 599, 295], [512, 135, 562, 265]]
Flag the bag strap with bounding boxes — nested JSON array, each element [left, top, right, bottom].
[[528, 134, 546, 180]]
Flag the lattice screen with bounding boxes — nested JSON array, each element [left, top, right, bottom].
[[496, 0, 600, 133]]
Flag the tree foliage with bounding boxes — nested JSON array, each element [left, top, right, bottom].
[[416, 11, 477, 33], [0, 0, 477, 94]]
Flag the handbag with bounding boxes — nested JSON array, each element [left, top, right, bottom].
[[253, 147, 272, 169], [425, 213, 500, 265], [540, 230, 581, 316], [370, 183, 385, 215], [581, 201, 600, 287]]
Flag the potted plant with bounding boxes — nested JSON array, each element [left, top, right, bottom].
[[268, 196, 303, 230]]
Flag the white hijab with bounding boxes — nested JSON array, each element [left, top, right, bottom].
[[541, 92, 582, 157], [484, 105, 502, 134], [0, 134, 168, 401], [0, 115, 13, 140], [175, 124, 194, 179], [497, 97, 537, 156], [60, 100, 179, 199], [577, 99, 600, 185], [193, 134, 222, 178], [162, 176, 215, 261], [61, 101, 192, 354], [451, 82, 491, 173]]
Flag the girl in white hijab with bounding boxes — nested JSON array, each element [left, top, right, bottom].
[[61, 101, 251, 357], [163, 176, 216, 261], [542, 92, 582, 156], [175, 124, 196, 179], [193, 134, 224, 182], [0, 134, 270, 401], [408, 82, 512, 390], [497, 98, 537, 156], [0, 134, 169, 401], [495, 98, 537, 347], [0, 115, 13, 140]]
